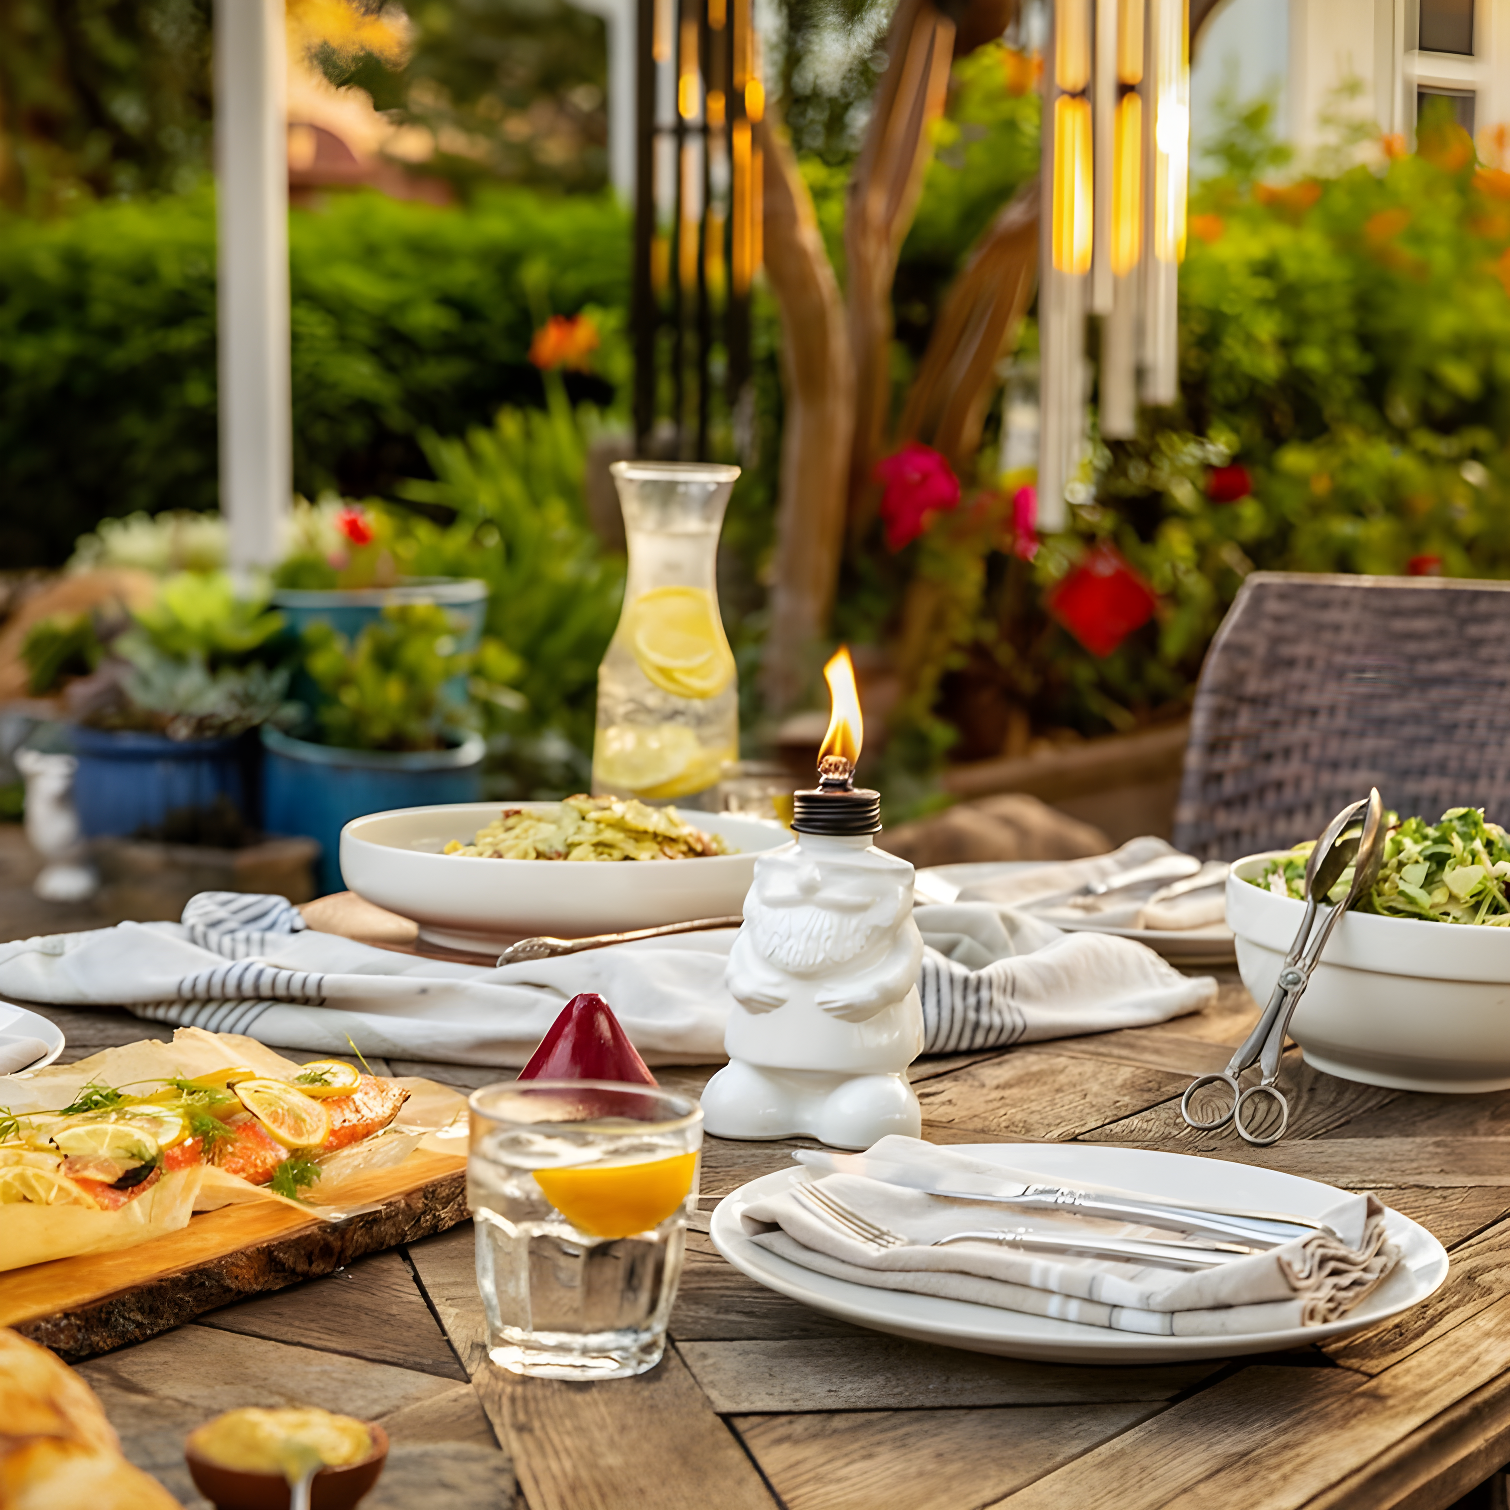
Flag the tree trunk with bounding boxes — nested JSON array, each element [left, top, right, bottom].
[[842, 0, 957, 544], [896, 177, 1040, 472], [757, 122, 856, 716]]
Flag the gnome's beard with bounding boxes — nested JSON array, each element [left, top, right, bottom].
[[748, 898, 889, 973]]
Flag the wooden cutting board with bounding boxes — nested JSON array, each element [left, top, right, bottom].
[[0, 1150, 468, 1361]]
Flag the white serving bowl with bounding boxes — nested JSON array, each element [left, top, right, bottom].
[[1227, 853, 1510, 1092], [340, 802, 788, 952]]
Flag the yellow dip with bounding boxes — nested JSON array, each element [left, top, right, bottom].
[[189, 1407, 371, 1483]]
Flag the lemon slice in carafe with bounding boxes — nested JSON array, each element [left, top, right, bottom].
[[626, 587, 735, 700]]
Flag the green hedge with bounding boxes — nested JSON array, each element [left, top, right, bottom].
[[0, 186, 631, 564]]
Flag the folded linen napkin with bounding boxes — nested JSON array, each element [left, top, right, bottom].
[[0, 890, 1215, 1067], [740, 1137, 1399, 1337], [942, 837, 1230, 933]]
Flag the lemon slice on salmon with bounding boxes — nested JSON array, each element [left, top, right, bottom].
[[534, 1152, 698, 1239], [626, 587, 735, 700], [52, 1121, 163, 1164], [288, 1060, 363, 1099], [234, 1081, 331, 1149], [112, 1106, 191, 1148], [0, 1166, 99, 1207]]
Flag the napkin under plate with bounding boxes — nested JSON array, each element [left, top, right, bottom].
[[739, 1136, 1398, 1337]]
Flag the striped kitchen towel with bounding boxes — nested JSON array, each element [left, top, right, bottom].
[[0, 896, 1213, 1066]]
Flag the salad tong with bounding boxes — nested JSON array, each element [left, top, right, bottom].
[[1180, 788, 1387, 1146]]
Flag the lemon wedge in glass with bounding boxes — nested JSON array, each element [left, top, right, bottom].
[[626, 587, 735, 700], [234, 1080, 331, 1149], [533, 1151, 697, 1239], [0, 1166, 100, 1207]]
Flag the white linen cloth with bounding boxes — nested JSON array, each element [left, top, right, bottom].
[[741, 1137, 1398, 1336], [0, 889, 1216, 1068], [938, 836, 1230, 932]]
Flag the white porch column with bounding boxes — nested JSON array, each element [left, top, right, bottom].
[[215, 0, 291, 570], [571, 0, 637, 200]]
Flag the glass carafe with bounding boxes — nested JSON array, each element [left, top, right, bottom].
[[592, 462, 740, 805]]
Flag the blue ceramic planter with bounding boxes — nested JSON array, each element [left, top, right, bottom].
[[271, 578, 489, 707], [260, 726, 485, 894], [72, 727, 257, 838]]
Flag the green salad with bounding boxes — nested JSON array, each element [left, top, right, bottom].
[[1250, 807, 1510, 925]]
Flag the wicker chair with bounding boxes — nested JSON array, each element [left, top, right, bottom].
[[1173, 572, 1510, 860]]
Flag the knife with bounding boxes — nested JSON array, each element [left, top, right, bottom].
[[792, 1150, 1336, 1246]]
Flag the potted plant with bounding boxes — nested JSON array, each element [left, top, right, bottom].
[[41, 572, 290, 838], [261, 603, 489, 894], [270, 498, 489, 705]]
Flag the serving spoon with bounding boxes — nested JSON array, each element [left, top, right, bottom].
[[496, 914, 743, 966]]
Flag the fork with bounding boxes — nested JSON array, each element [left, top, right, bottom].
[[792, 1181, 1245, 1271]]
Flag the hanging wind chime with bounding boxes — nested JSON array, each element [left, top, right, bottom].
[[1037, 0, 1189, 530], [632, 0, 760, 459]]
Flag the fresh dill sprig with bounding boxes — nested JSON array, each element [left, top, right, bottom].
[[56, 1082, 125, 1117], [293, 1066, 339, 1087], [0, 1106, 20, 1142], [344, 1035, 374, 1076], [187, 1109, 234, 1160], [270, 1154, 322, 1201]]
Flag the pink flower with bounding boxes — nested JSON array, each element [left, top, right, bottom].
[[1011, 485, 1039, 560], [1045, 542, 1159, 658], [336, 506, 374, 547], [874, 443, 961, 551], [1207, 464, 1252, 503]]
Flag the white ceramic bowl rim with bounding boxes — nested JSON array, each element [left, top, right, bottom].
[[1228, 850, 1510, 983]]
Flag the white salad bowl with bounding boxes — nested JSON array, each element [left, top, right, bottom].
[[1227, 853, 1510, 1092], [340, 801, 788, 952]]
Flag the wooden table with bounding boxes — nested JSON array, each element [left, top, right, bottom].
[[17, 896, 1510, 1510]]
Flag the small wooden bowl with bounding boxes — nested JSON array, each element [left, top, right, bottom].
[[185, 1421, 388, 1510]]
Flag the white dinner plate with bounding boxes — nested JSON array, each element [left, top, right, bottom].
[[710, 1143, 1447, 1364], [914, 862, 1238, 965], [0, 1002, 65, 1075]]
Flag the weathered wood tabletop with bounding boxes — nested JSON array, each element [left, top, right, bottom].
[[17, 892, 1510, 1510]]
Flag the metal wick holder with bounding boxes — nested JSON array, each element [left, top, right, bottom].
[[791, 755, 881, 837]]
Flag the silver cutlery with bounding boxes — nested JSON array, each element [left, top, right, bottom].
[[792, 1149, 1332, 1245], [792, 1181, 1239, 1270], [1083, 854, 1202, 896], [497, 914, 743, 965], [1181, 789, 1386, 1147]]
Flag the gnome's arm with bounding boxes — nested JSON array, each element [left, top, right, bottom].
[[815, 927, 923, 1022], [726, 926, 791, 1012]]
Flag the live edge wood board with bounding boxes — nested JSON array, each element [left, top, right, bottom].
[[0, 1150, 467, 1360]]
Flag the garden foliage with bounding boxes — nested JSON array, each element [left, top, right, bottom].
[[0, 186, 629, 565]]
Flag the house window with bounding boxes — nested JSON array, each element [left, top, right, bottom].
[[1417, 87, 1476, 133], [1418, 0, 1475, 55]]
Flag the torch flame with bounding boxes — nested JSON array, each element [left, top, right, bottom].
[[818, 646, 863, 771]]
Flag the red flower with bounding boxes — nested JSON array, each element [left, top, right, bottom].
[[1045, 542, 1159, 658], [1011, 485, 1039, 560], [874, 442, 961, 551], [1407, 554, 1444, 577], [1207, 464, 1252, 503], [335, 506, 374, 546], [529, 313, 600, 371]]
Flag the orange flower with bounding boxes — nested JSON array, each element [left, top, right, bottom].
[[1417, 118, 1474, 172], [1189, 213, 1225, 244], [1000, 47, 1041, 97], [1364, 208, 1412, 244], [529, 313, 600, 371], [1255, 180, 1322, 218], [1473, 168, 1510, 202], [1380, 133, 1407, 161]]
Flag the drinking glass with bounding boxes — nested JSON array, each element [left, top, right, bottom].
[[468, 1080, 702, 1379]]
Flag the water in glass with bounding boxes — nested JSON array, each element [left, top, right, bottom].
[[468, 1080, 702, 1379]]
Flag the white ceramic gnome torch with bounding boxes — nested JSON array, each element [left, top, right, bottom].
[[701, 649, 924, 1149]]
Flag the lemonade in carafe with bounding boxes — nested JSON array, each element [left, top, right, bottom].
[[591, 462, 740, 803]]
